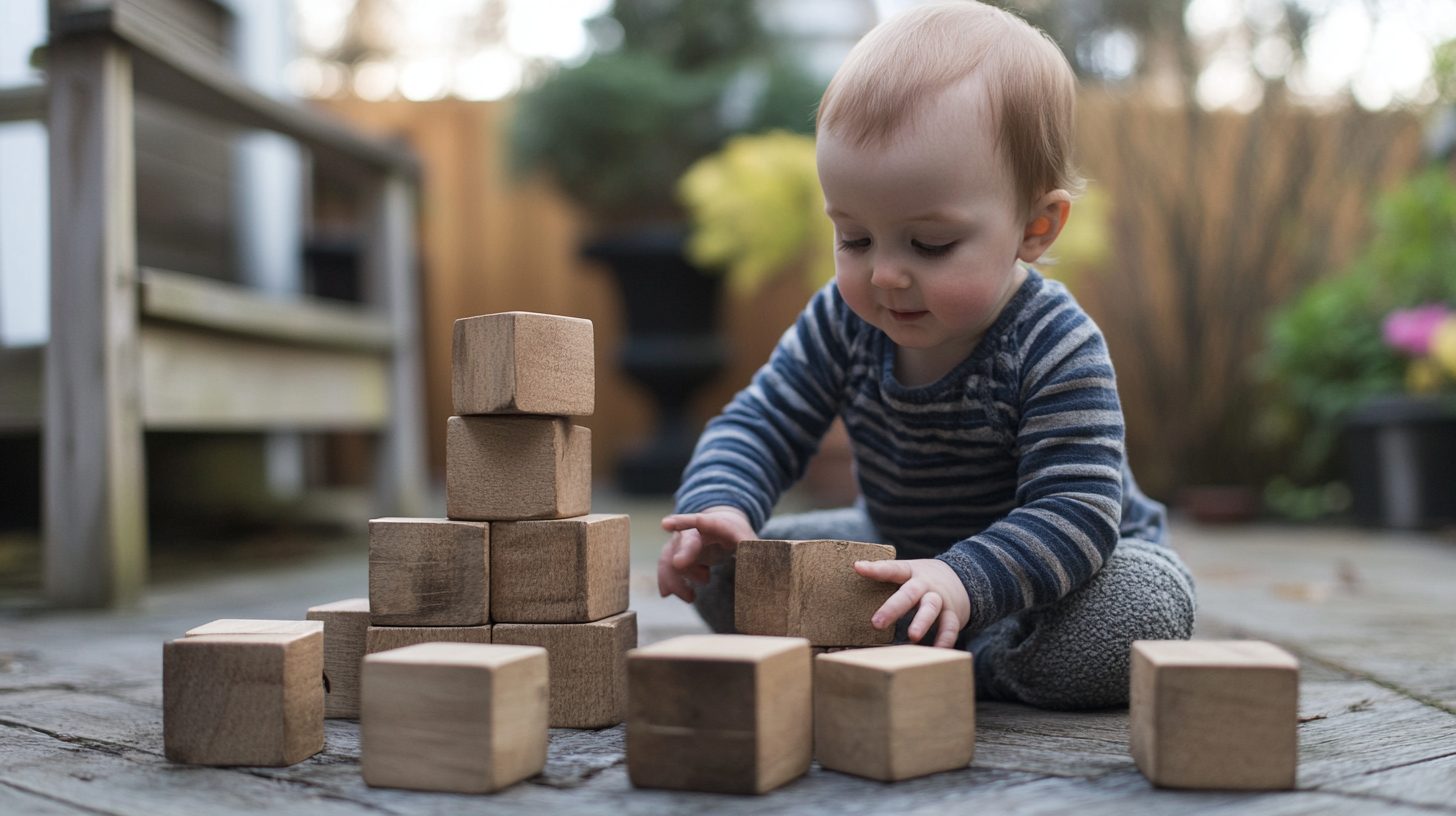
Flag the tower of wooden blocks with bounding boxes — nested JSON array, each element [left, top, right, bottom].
[[163, 619, 324, 766], [627, 634, 813, 794], [814, 645, 976, 781], [1130, 640, 1300, 790], [735, 538, 897, 646], [362, 311, 635, 737]]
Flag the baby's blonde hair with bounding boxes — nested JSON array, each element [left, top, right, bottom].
[[816, 1, 1081, 211]]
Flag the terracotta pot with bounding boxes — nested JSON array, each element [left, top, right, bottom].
[[1176, 485, 1262, 525]]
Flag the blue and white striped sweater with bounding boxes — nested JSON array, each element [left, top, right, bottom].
[[675, 268, 1167, 635]]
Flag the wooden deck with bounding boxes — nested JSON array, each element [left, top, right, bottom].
[[1, 505, 1453, 814]]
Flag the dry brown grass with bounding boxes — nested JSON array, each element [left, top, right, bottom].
[[1069, 93, 1425, 495]]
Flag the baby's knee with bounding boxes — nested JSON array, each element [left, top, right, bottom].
[[984, 540, 1196, 710], [1106, 540, 1197, 642]]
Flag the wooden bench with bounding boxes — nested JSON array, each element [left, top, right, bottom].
[[0, 1, 428, 607]]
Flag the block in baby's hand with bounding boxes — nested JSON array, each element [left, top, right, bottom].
[[735, 539, 896, 646], [368, 518, 489, 626], [627, 634, 812, 794], [306, 597, 370, 718], [366, 624, 492, 655], [490, 513, 629, 623], [361, 642, 548, 793], [493, 611, 636, 728], [1130, 640, 1299, 790], [814, 645, 975, 781], [452, 312, 594, 416], [164, 623, 324, 766], [446, 416, 591, 521]]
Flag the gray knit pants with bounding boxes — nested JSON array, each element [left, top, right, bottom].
[[692, 506, 1197, 710]]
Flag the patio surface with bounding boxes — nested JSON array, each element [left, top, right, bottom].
[[1, 493, 1453, 815]]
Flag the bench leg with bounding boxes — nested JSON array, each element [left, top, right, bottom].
[[44, 37, 147, 607]]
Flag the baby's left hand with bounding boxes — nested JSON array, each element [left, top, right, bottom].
[[854, 559, 971, 648]]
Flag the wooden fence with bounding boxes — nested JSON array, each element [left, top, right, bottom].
[[319, 94, 1427, 499], [1071, 93, 1425, 495]]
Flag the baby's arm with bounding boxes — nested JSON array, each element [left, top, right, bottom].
[[935, 304, 1125, 636], [672, 284, 854, 532]]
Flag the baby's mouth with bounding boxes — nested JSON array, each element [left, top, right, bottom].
[[888, 309, 928, 322]]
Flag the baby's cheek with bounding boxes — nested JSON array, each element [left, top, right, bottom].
[[835, 266, 877, 323]]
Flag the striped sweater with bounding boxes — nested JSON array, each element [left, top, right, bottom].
[[675, 267, 1167, 635]]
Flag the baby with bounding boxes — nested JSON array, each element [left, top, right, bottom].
[[658, 1, 1195, 710]]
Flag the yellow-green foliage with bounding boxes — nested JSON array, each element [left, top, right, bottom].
[[678, 131, 835, 295], [1047, 185, 1111, 286]]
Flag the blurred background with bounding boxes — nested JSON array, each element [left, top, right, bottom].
[[1, 0, 1454, 604]]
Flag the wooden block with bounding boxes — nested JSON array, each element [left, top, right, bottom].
[[452, 312, 594, 416], [445, 416, 591, 521], [306, 598, 370, 719], [814, 645, 975, 781], [366, 625, 492, 655], [185, 619, 323, 637], [490, 514, 629, 623], [1130, 640, 1299, 790], [493, 611, 636, 728], [163, 630, 323, 766], [361, 642, 549, 793], [810, 646, 868, 656], [368, 518, 489, 626], [627, 634, 812, 794], [735, 539, 896, 646]]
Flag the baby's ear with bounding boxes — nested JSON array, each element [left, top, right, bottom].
[[1017, 191, 1072, 264]]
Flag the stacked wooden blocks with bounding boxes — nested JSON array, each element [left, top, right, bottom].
[[1130, 640, 1299, 790], [163, 619, 325, 766], [362, 312, 635, 759]]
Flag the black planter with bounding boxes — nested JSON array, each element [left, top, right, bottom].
[[584, 226, 726, 495], [1343, 395, 1456, 529]]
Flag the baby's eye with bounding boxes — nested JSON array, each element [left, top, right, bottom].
[[837, 237, 871, 253], [912, 240, 956, 257]]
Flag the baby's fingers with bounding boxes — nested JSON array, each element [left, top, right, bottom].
[[661, 514, 700, 533], [657, 540, 696, 603], [932, 610, 963, 649], [871, 581, 923, 630], [670, 528, 704, 569], [855, 559, 913, 585], [906, 591, 942, 643]]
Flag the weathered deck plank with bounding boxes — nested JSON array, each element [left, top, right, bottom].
[[1180, 526, 1456, 712], [0, 782, 92, 816], [1319, 753, 1456, 812]]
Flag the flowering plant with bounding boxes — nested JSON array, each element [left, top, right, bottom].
[[1383, 304, 1456, 393], [1259, 168, 1456, 485]]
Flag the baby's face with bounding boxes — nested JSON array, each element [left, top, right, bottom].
[[818, 77, 1029, 377]]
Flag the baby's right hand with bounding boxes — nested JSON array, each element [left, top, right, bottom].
[[657, 506, 755, 603]]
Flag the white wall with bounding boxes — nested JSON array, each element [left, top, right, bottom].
[[230, 0, 304, 297], [0, 0, 49, 346], [0, 0, 306, 348]]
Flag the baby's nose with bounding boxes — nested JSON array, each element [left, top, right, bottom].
[[870, 263, 912, 289]]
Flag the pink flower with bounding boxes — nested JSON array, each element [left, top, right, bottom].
[[1383, 304, 1451, 356]]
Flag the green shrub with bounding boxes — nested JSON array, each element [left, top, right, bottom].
[[1258, 168, 1456, 483]]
